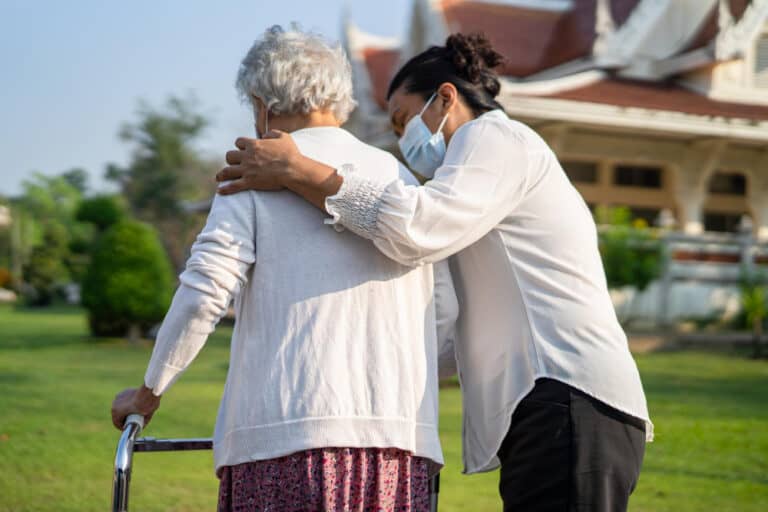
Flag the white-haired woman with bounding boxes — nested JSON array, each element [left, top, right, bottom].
[[111, 25, 457, 512]]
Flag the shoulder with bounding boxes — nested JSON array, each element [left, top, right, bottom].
[[339, 130, 404, 184], [451, 110, 522, 146], [206, 189, 256, 228], [446, 111, 544, 163], [211, 187, 255, 210]]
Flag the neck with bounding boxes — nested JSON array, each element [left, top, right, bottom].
[[269, 110, 341, 133], [443, 101, 478, 145]]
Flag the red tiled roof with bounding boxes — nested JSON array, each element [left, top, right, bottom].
[[540, 79, 768, 121], [362, 47, 400, 110], [440, 0, 642, 77]]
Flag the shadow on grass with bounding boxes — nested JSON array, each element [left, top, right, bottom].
[[0, 371, 32, 385], [0, 306, 163, 351]]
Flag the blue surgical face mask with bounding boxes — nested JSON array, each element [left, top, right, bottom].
[[398, 92, 450, 178]]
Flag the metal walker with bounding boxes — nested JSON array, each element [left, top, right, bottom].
[[112, 414, 440, 511]]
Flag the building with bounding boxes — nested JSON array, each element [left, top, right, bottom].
[[344, 0, 768, 239]]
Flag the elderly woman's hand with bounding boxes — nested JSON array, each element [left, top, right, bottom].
[[111, 385, 161, 430], [217, 130, 303, 195]]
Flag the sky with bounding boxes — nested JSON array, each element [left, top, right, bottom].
[[0, 0, 411, 197]]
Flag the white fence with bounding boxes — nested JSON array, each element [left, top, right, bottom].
[[611, 231, 768, 327]]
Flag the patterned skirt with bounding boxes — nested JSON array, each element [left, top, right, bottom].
[[217, 447, 430, 512]]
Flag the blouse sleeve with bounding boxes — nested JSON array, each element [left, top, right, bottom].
[[143, 192, 256, 395], [433, 259, 459, 379], [325, 116, 530, 266]]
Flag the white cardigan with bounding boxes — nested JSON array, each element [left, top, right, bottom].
[[326, 110, 652, 474], [144, 127, 458, 475]]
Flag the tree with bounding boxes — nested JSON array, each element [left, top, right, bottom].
[[16, 173, 86, 304], [106, 95, 216, 269], [81, 220, 173, 340], [61, 168, 89, 194], [75, 195, 126, 232], [19, 172, 83, 224], [21, 221, 70, 306]]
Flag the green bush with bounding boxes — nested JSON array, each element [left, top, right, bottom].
[[596, 206, 661, 291], [81, 220, 173, 337], [740, 269, 767, 358]]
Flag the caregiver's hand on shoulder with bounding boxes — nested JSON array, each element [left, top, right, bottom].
[[216, 130, 304, 195], [111, 385, 161, 430]]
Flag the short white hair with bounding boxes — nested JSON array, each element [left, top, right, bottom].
[[236, 25, 357, 123]]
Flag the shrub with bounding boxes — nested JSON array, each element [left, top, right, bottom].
[[81, 220, 173, 338], [740, 270, 767, 358], [596, 206, 661, 291]]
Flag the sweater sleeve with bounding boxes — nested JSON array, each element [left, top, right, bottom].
[[144, 192, 256, 395], [325, 116, 530, 267]]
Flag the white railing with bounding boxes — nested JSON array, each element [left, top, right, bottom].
[[655, 231, 768, 326]]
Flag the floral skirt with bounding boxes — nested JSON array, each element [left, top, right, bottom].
[[217, 447, 430, 512]]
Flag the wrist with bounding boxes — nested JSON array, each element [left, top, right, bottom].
[[133, 385, 161, 415], [283, 154, 310, 189]]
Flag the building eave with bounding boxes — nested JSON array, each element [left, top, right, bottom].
[[499, 94, 768, 143]]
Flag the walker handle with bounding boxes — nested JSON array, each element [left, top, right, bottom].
[[111, 414, 145, 512]]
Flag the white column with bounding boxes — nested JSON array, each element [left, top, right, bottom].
[[747, 153, 768, 241], [672, 140, 726, 234], [675, 184, 706, 234]]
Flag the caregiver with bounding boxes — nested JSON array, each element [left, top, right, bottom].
[[217, 33, 652, 511]]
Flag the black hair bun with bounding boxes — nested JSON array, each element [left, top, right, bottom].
[[446, 32, 504, 97]]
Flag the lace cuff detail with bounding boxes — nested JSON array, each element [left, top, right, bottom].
[[324, 164, 386, 240]]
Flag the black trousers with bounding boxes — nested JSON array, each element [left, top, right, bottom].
[[496, 378, 646, 511]]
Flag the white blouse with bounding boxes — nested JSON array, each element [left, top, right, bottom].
[[326, 110, 653, 474], [143, 127, 459, 475]]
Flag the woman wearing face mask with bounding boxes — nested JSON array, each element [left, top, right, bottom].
[[218, 33, 653, 511]]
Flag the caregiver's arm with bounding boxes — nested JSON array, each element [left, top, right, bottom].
[[219, 132, 341, 212], [328, 118, 527, 266], [218, 118, 528, 266]]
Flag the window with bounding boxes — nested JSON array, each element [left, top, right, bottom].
[[613, 165, 663, 188], [562, 161, 598, 183], [708, 172, 747, 196], [756, 31, 768, 88], [704, 212, 747, 233]]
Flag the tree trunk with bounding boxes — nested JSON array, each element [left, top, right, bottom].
[[127, 324, 142, 345]]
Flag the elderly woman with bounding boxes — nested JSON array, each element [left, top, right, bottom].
[[111, 25, 457, 512]]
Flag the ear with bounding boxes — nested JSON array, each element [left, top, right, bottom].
[[437, 82, 458, 113], [251, 95, 266, 110]]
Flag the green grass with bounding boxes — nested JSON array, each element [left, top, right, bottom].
[[0, 304, 767, 511]]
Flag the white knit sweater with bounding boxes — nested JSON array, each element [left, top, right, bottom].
[[143, 127, 458, 475]]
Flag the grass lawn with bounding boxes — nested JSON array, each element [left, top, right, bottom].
[[0, 304, 767, 511]]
